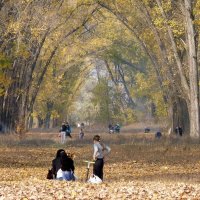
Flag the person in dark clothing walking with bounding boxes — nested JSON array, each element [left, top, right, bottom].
[[65, 122, 72, 138], [92, 135, 111, 181]]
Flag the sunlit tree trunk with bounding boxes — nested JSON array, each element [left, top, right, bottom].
[[184, 0, 199, 138]]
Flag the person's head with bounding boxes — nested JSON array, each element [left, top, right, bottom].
[[93, 135, 100, 143], [56, 149, 65, 158]]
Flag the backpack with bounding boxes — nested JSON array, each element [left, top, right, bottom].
[[47, 169, 54, 179]]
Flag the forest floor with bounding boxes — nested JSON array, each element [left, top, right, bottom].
[[0, 124, 200, 199]]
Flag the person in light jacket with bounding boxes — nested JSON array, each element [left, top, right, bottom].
[[92, 135, 111, 180]]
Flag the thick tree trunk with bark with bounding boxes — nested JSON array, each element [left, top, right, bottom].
[[167, 97, 190, 136], [185, 0, 199, 138], [173, 98, 190, 135]]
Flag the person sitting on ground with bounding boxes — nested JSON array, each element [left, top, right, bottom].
[[56, 151, 75, 181], [51, 149, 65, 179], [144, 128, 150, 133], [65, 122, 72, 138], [114, 124, 120, 133], [155, 131, 162, 139]]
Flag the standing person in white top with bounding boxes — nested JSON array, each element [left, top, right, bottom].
[[59, 122, 67, 144], [93, 135, 111, 180]]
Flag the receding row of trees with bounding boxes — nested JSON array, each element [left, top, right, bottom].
[[0, 0, 200, 139], [94, 0, 200, 138], [0, 0, 99, 134]]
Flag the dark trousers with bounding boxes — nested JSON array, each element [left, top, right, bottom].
[[93, 158, 104, 180], [66, 132, 72, 138]]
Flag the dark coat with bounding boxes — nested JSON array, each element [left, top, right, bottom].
[[60, 152, 75, 172], [52, 157, 62, 177]]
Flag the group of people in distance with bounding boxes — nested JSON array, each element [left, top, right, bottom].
[[59, 121, 72, 144], [108, 123, 120, 134], [48, 135, 111, 182], [59, 122, 85, 143], [144, 126, 183, 139]]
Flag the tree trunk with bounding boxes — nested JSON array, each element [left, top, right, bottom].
[[44, 101, 54, 128], [168, 97, 190, 136], [117, 64, 136, 109], [37, 116, 44, 128], [184, 0, 199, 138], [52, 118, 58, 128], [173, 98, 190, 135], [28, 115, 33, 129]]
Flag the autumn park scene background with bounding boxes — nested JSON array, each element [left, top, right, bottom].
[[1, 0, 200, 199]]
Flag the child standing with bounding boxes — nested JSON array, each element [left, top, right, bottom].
[[92, 135, 111, 181]]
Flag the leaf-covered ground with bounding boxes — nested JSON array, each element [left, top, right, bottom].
[[1, 129, 200, 199]]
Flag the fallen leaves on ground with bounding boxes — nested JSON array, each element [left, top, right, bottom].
[[0, 180, 200, 200], [1, 132, 200, 199]]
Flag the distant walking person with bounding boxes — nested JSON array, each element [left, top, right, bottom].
[[79, 123, 85, 139], [80, 122, 85, 130], [92, 135, 111, 181], [65, 122, 72, 138], [155, 131, 162, 139], [79, 128, 84, 139], [59, 122, 67, 144], [108, 123, 114, 134]]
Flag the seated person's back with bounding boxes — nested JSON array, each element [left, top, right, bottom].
[[57, 152, 75, 181], [52, 149, 65, 178]]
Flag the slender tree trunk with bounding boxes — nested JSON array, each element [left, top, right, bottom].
[[117, 64, 136, 109], [104, 60, 128, 119], [44, 101, 54, 128], [52, 118, 58, 128], [28, 115, 33, 129], [37, 116, 44, 128]]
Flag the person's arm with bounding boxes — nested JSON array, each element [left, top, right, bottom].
[[106, 146, 111, 154], [102, 143, 111, 157]]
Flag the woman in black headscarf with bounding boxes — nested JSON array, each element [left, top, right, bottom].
[[52, 149, 65, 178], [56, 151, 75, 181]]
